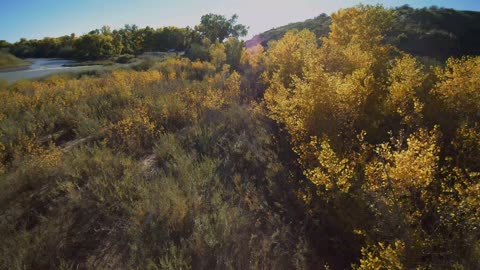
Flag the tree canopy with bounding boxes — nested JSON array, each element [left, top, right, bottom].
[[195, 14, 248, 42], [4, 13, 247, 61]]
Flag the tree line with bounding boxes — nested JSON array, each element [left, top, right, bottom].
[[0, 14, 248, 60]]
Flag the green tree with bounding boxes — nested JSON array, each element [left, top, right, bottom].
[[118, 24, 144, 55], [11, 38, 36, 57], [195, 14, 248, 42], [0, 40, 11, 50], [74, 33, 116, 59], [186, 38, 211, 61]]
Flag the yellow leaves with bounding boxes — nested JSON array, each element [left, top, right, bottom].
[[154, 58, 216, 80], [262, 7, 399, 203], [168, 71, 177, 80], [264, 29, 318, 87], [240, 44, 265, 71], [203, 88, 224, 109], [362, 129, 441, 231], [328, 5, 393, 48], [391, 138, 436, 188], [332, 69, 374, 118], [191, 60, 216, 80], [155, 58, 216, 81], [111, 69, 163, 91], [240, 45, 266, 94], [203, 71, 242, 109], [11, 133, 42, 159], [265, 55, 374, 149], [354, 240, 405, 270], [452, 125, 480, 167], [319, 5, 393, 75], [118, 106, 156, 135], [365, 128, 440, 196], [209, 42, 227, 70], [305, 138, 354, 193], [264, 72, 300, 136], [16, 145, 64, 177], [109, 105, 158, 153], [34, 146, 63, 169], [190, 60, 204, 70], [224, 71, 241, 102], [388, 55, 426, 126], [437, 166, 480, 233], [433, 56, 480, 116], [453, 181, 480, 229], [263, 6, 396, 156]]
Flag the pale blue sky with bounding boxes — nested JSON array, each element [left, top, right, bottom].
[[1, 0, 479, 42]]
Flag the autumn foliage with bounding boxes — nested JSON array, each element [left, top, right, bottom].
[[263, 5, 480, 269], [0, 5, 479, 270]]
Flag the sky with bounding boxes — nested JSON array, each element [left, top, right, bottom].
[[1, 0, 479, 42]]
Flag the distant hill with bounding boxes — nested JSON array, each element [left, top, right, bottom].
[[247, 5, 480, 59], [246, 14, 331, 48]]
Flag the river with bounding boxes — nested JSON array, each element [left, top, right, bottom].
[[0, 58, 101, 83]]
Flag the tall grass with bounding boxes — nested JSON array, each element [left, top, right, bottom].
[[0, 58, 310, 269]]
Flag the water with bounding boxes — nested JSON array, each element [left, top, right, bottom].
[[0, 58, 100, 83]]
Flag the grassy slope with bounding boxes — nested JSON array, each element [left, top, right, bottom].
[[0, 51, 30, 70]]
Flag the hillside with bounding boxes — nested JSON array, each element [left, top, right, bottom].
[[0, 51, 30, 70], [247, 5, 480, 59], [246, 14, 331, 48]]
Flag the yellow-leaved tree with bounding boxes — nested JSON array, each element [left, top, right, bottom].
[[263, 4, 480, 269], [209, 42, 227, 70], [387, 55, 426, 127], [433, 56, 480, 118], [263, 5, 394, 190]]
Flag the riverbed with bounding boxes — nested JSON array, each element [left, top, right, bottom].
[[0, 58, 101, 83]]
